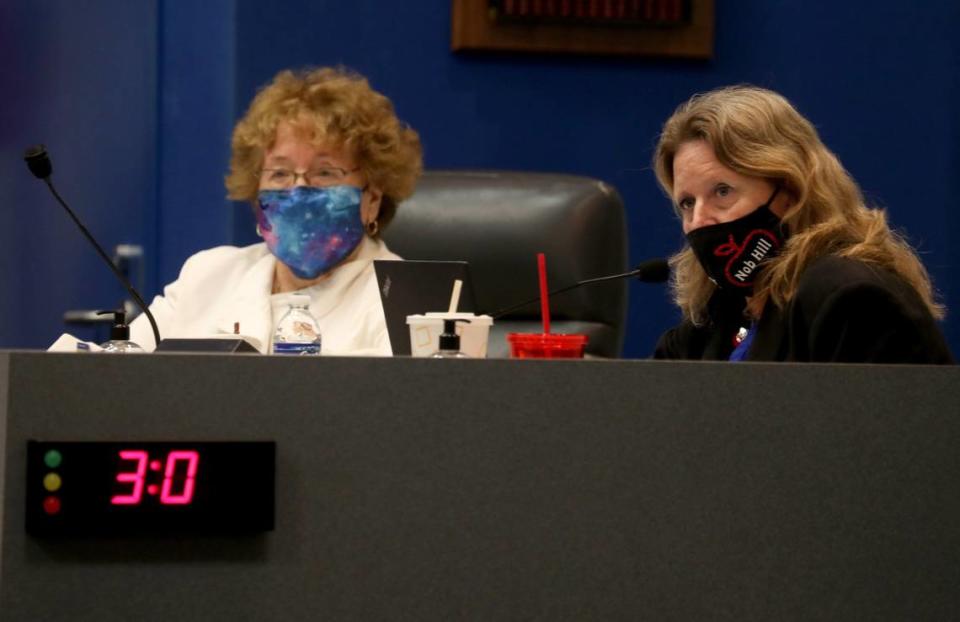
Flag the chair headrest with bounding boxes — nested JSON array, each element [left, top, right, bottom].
[[384, 170, 628, 326]]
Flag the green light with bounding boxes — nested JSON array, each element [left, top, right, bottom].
[[44, 450, 62, 469]]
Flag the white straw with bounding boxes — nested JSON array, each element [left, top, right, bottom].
[[447, 279, 463, 313]]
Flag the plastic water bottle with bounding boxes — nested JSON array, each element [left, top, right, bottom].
[[272, 293, 322, 355]]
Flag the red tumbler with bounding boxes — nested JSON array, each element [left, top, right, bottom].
[[506, 333, 588, 359]]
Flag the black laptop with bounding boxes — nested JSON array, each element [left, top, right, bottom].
[[373, 260, 478, 355]]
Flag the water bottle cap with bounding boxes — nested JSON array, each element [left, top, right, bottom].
[[290, 292, 311, 307]]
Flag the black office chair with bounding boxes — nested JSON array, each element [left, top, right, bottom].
[[383, 170, 629, 358]]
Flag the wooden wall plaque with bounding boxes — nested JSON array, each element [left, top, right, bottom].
[[452, 0, 714, 59]]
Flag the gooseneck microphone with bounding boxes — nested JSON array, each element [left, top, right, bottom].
[[489, 257, 670, 319], [24, 145, 162, 348]]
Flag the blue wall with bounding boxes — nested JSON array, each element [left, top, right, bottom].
[[0, 1, 159, 347], [3, 1, 958, 357]]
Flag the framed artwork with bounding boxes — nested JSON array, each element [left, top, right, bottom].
[[452, 0, 714, 59]]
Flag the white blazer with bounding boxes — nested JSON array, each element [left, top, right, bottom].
[[129, 237, 400, 355]]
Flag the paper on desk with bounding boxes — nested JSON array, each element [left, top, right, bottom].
[[48, 333, 103, 352]]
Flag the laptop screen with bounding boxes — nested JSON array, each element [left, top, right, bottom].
[[373, 260, 478, 355]]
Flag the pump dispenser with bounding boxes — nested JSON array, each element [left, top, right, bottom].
[[430, 319, 470, 359], [97, 309, 144, 353]]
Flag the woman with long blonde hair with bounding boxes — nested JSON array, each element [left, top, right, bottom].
[[652, 85, 952, 363]]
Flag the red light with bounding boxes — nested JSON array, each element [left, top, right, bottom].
[[43, 496, 61, 515], [150, 460, 162, 472]]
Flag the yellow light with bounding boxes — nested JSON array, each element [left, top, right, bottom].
[[43, 472, 62, 492]]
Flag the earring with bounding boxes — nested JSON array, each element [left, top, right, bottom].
[[365, 220, 379, 236], [255, 223, 262, 237]]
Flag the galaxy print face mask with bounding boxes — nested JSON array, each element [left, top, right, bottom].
[[257, 185, 365, 279]]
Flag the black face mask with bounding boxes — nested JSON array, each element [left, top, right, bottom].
[[685, 188, 786, 291]]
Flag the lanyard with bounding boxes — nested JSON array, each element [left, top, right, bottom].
[[729, 323, 756, 362]]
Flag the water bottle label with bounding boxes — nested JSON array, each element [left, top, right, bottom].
[[272, 342, 321, 356]]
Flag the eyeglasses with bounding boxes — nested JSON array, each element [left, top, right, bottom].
[[259, 166, 361, 189]]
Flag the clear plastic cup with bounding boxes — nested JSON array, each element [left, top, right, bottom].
[[506, 333, 588, 359]]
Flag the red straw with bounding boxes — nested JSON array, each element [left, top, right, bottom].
[[537, 252, 551, 334]]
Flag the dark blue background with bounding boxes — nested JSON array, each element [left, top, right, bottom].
[[2, 1, 957, 357]]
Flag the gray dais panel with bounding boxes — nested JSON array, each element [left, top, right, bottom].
[[1, 351, 959, 621]]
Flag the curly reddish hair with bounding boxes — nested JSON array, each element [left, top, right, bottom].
[[226, 66, 423, 230]]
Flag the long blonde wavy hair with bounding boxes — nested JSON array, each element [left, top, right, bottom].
[[226, 66, 422, 231], [653, 85, 943, 325]]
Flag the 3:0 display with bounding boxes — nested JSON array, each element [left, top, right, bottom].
[[26, 441, 275, 536], [111, 449, 200, 505]]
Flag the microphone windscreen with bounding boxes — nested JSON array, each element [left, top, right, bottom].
[[634, 258, 670, 283], [24, 145, 52, 179]]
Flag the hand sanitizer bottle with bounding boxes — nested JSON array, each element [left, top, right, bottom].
[[97, 309, 144, 353], [430, 319, 470, 358], [272, 293, 322, 355]]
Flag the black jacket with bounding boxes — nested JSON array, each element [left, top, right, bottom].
[[654, 256, 954, 364]]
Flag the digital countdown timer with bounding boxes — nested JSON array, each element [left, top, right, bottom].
[[26, 441, 275, 536]]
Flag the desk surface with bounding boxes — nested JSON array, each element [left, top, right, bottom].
[[1, 352, 958, 620]]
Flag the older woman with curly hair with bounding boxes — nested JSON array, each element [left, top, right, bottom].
[[130, 67, 422, 354], [652, 85, 952, 363]]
